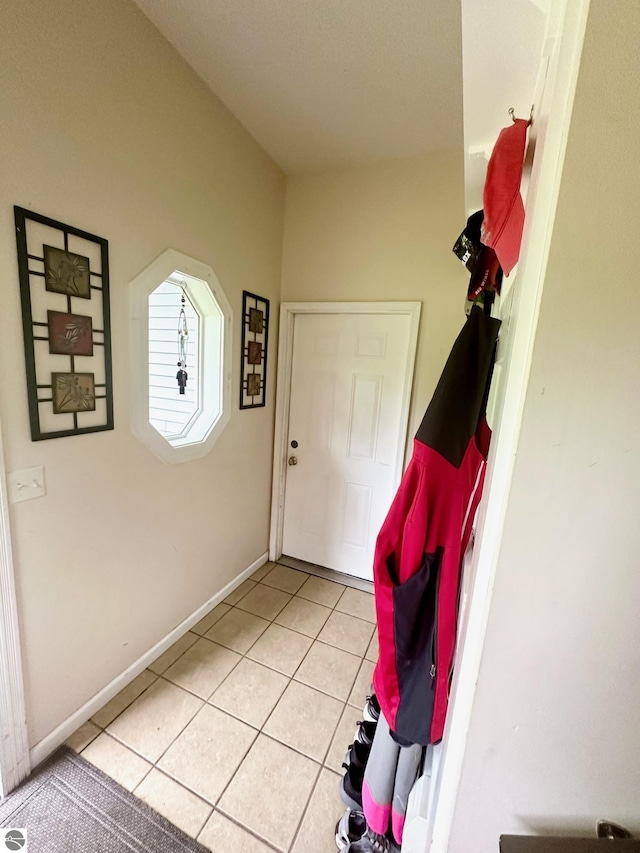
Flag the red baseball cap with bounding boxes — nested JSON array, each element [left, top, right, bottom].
[[481, 118, 529, 276], [468, 243, 503, 300]]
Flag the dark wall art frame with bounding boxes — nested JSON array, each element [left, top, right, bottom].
[[240, 290, 270, 409], [14, 206, 114, 440]]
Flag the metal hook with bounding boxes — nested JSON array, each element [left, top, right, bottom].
[[509, 105, 534, 126]]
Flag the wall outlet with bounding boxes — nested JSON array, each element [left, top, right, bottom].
[[8, 467, 46, 504]]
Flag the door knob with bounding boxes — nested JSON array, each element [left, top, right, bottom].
[[288, 456, 298, 466]]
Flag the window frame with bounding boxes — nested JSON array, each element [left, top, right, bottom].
[[130, 249, 232, 464]]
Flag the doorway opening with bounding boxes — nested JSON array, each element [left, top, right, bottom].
[[269, 302, 421, 582]]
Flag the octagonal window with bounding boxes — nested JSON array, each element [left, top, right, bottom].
[[130, 250, 232, 464]]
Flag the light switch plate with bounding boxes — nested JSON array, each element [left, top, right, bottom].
[[8, 466, 46, 504]]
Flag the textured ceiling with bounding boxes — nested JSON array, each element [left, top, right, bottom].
[[132, 0, 464, 174]]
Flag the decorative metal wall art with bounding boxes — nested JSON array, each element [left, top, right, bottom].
[[14, 207, 114, 440], [240, 290, 269, 409]]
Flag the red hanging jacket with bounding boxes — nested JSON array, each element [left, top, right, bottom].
[[372, 307, 501, 745]]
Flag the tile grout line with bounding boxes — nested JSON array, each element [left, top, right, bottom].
[[203, 806, 283, 852], [89, 573, 373, 753], [319, 696, 352, 768], [82, 727, 216, 844], [88, 670, 161, 730], [210, 617, 365, 767], [249, 564, 365, 612], [209, 568, 372, 846], [100, 644, 355, 771], [264, 566, 376, 844], [95, 650, 248, 787], [286, 759, 324, 853], [255, 564, 373, 840], [131, 763, 214, 840], [205, 599, 371, 686], [78, 564, 376, 850], [287, 763, 343, 852], [128, 754, 157, 801], [96, 672, 343, 816], [256, 669, 296, 740], [136, 770, 214, 843], [203, 575, 324, 851], [203, 721, 260, 815], [275, 557, 374, 596], [84, 582, 371, 743], [98, 701, 333, 810]]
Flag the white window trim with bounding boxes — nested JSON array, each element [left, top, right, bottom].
[[130, 249, 232, 464]]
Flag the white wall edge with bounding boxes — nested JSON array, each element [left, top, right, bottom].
[[0, 414, 30, 796], [29, 550, 269, 769], [424, 1, 592, 851], [269, 301, 421, 563]]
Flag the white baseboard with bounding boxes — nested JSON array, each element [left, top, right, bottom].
[[29, 551, 269, 769]]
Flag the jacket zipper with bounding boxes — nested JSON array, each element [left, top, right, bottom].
[[430, 567, 440, 680]]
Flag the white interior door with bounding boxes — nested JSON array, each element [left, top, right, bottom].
[[281, 311, 415, 580]]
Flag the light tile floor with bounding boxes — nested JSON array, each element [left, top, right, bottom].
[[67, 562, 377, 852]]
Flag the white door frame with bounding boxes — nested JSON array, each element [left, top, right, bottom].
[[420, 1, 592, 850], [269, 301, 421, 564], [0, 414, 30, 796]]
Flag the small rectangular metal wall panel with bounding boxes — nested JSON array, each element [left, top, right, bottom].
[[14, 206, 114, 440], [240, 290, 270, 409]]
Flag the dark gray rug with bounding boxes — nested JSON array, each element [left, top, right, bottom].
[[0, 747, 209, 852]]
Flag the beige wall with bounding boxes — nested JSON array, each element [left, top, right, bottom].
[[0, 0, 284, 746], [281, 153, 468, 439], [450, 0, 640, 846]]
